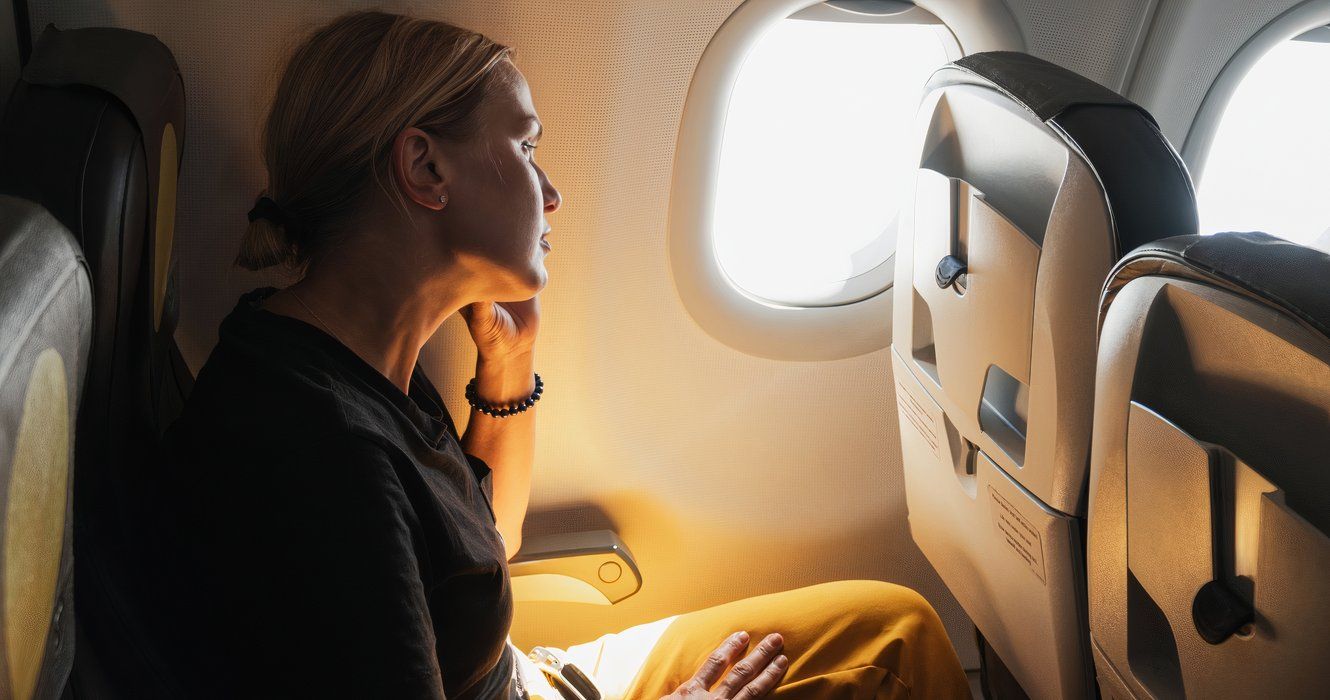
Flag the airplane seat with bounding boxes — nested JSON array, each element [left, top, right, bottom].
[[0, 196, 93, 700], [1089, 232, 1330, 698], [890, 51, 1196, 699], [0, 26, 192, 696]]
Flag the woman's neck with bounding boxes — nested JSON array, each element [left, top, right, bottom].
[[267, 263, 467, 394]]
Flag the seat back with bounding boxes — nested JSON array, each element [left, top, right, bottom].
[[1089, 232, 1330, 698], [890, 52, 1196, 699], [0, 196, 92, 700], [0, 25, 191, 695]]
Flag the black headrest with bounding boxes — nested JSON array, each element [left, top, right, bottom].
[[0, 195, 92, 700], [926, 51, 1197, 257], [1102, 232, 1330, 342], [948, 51, 1141, 122], [0, 25, 190, 433], [20, 26, 183, 145]]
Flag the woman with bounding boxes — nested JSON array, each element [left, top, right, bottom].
[[153, 10, 969, 699]]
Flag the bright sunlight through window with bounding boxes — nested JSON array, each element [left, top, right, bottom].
[[1197, 30, 1330, 251], [714, 16, 951, 306]]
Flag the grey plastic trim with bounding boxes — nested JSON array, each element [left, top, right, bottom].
[[824, 0, 913, 14], [508, 530, 642, 605], [1295, 24, 1330, 42], [792, 1, 928, 22], [1117, 0, 1164, 95]]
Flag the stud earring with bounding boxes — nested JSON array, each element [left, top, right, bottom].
[[438, 193, 449, 209]]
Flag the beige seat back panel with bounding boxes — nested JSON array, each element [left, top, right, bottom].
[[1089, 274, 1330, 698]]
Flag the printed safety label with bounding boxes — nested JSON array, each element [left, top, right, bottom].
[[895, 378, 940, 460], [989, 485, 1047, 584]]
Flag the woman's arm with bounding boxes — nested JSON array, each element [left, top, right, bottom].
[[460, 351, 535, 560]]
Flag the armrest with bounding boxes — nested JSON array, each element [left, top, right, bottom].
[[509, 530, 642, 605]]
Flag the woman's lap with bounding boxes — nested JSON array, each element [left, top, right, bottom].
[[525, 579, 968, 700]]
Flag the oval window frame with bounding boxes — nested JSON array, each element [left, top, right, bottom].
[[669, 0, 1023, 360], [1183, 2, 1330, 184]]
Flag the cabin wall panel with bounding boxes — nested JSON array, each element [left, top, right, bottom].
[[1127, 0, 1304, 147], [1005, 0, 1157, 91], [25, 0, 976, 666]]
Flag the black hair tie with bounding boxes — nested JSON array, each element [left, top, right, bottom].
[[247, 195, 297, 233]]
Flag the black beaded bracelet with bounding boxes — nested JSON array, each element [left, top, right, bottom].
[[465, 372, 542, 418]]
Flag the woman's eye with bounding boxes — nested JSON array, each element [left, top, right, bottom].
[[521, 141, 538, 157]]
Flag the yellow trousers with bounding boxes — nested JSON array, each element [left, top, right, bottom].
[[515, 580, 969, 699]]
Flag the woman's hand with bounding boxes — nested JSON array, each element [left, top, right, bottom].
[[459, 296, 539, 362], [660, 631, 788, 699]]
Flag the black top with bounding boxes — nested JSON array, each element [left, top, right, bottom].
[[151, 287, 517, 698]]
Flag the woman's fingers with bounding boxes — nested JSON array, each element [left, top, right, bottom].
[[713, 632, 784, 698], [732, 654, 788, 699], [690, 631, 750, 690]]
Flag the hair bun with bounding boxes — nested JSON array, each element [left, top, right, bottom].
[[236, 194, 299, 271]]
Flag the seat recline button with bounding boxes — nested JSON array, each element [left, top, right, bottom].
[[1191, 579, 1255, 645], [935, 255, 967, 289]]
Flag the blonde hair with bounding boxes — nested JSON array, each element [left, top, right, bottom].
[[236, 10, 513, 271]]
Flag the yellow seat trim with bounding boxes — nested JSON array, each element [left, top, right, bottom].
[[153, 122, 179, 331], [4, 348, 69, 700]]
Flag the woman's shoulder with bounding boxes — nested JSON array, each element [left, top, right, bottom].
[[162, 393, 409, 509], [180, 289, 353, 410], [165, 362, 381, 490], [177, 339, 347, 436]]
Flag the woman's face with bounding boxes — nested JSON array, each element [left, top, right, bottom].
[[434, 61, 562, 301]]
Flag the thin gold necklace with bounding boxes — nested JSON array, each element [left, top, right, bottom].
[[291, 291, 425, 401], [287, 289, 414, 394], [288, 288, 348, 348]]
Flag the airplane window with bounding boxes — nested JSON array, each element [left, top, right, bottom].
[[1197, 26, 1330, 251], [713, 11, 952, 306]]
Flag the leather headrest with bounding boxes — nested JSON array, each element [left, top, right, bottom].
[[1102, 232, 1330, 342], [5, 25, 186, 337], [938, 51, 1144, 123]]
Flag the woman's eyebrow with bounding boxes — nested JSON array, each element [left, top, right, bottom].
[[521, 115, 543, 139]]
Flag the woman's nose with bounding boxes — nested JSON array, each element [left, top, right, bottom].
[[541, 169, 562, 214]]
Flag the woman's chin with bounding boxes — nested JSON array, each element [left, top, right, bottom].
[[531, 250, 549, 274], [515, 262, 548, 297], [531, 266, 548, 292]]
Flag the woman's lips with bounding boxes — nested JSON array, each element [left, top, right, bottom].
[[540, 231, 550, 250]]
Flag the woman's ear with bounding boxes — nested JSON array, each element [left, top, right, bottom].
[[391, 126, 447, 211]]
